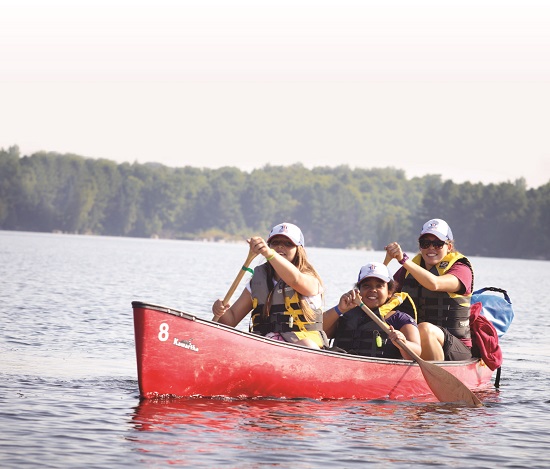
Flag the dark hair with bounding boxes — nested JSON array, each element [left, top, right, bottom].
[[356, 278, 395, 291], [355, 278, 396, 305]]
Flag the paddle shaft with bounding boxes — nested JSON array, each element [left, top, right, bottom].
[[223, 250, 258, 305], [213, 249, 258, 323], [355, 299, 482, 406], [355, 298, 421, 362]]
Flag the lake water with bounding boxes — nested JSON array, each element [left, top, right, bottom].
[[1, 231, 549, 468]]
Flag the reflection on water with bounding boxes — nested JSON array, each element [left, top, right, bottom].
[[128, 394, 509, 466], [2, 232, 550, 468]]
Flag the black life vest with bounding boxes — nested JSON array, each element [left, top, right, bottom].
[[333, 293, 416, 358], [401, 252, 473, 340]]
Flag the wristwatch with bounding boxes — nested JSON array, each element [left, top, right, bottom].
[[398, 253, 409, 265]]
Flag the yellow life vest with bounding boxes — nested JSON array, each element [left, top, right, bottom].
[[250, 264, 327, 348]]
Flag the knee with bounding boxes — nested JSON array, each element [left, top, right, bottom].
[[419, 322, 444, 342], [418, 322, 433, 334], [299, 338, 321, 349], [418, 322, 430, 332], [418, 322, 441, 341]]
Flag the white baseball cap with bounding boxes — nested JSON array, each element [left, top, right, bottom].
[[267, 223, 305, 247], [357, 262, 391, 284], [420, 218, 454, 241]]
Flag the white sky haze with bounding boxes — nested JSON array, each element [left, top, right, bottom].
[[1, 0, 549, 188]]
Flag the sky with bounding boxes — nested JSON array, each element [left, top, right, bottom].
[[1, 0, 549, 188]]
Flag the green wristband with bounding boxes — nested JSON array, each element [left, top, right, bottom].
[[242, 266, 254, 274]]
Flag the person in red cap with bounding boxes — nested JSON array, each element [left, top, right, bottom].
[[212, 223, 328, 349], [385, 218, 474, 362], [323, 262, 421, 359]]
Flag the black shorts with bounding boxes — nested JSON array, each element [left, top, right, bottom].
[[439, 326, 472, 361]]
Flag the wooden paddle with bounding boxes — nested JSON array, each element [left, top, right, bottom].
[[213, 246, 258, 322], [353, 295, 482, 407]]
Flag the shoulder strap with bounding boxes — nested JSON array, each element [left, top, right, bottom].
[[472, 287, 511, 304]]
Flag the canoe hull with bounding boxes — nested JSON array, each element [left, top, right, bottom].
[[132, 301, 494, 401]]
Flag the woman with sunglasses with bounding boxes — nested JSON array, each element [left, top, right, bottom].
[[323, 262, 421, 360], [212, 222, 328, 349], [385, 218, 474, 362]]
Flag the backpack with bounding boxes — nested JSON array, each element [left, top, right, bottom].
[[469, 301, 503, 371], [471, 287, 514, 337]]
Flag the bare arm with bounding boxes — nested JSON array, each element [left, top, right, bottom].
[[212, 288, 253, 326], [323, 289, 358, 338], [249, 236, 320, 296], [387, 323, 422, 360], [385, 242, 462, 293]]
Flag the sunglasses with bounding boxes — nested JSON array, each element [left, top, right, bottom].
[[269, 239, 296, 248], [419, 239, 448, 250]]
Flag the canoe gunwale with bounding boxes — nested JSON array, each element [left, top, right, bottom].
[[131, 300, 482, 369]]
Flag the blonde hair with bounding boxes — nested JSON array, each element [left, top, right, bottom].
[[294, 246, 324, 322], [263, 245, 324, 323]]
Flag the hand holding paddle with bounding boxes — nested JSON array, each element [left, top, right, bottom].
[[213, 245, 258, 322], [352, 293, 482, 407]]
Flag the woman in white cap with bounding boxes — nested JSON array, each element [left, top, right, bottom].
[[323, 262, 421, 359], [212, 222, 328, 349], [385, 218, 474, 362]]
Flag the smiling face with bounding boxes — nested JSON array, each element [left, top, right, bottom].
[[357, 277, 390, 309], [268, 235, 297, 262], [419, 234, 452, 268]]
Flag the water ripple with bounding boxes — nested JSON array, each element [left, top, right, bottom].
[[1, 232, 550, 468]]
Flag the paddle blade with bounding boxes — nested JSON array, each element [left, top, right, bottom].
[[418, 360, 483, 407]]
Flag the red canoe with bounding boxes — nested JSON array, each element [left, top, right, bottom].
[[132, 301, 495, 401]]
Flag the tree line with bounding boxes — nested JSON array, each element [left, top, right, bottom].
[[1, 145, 549, 260]]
